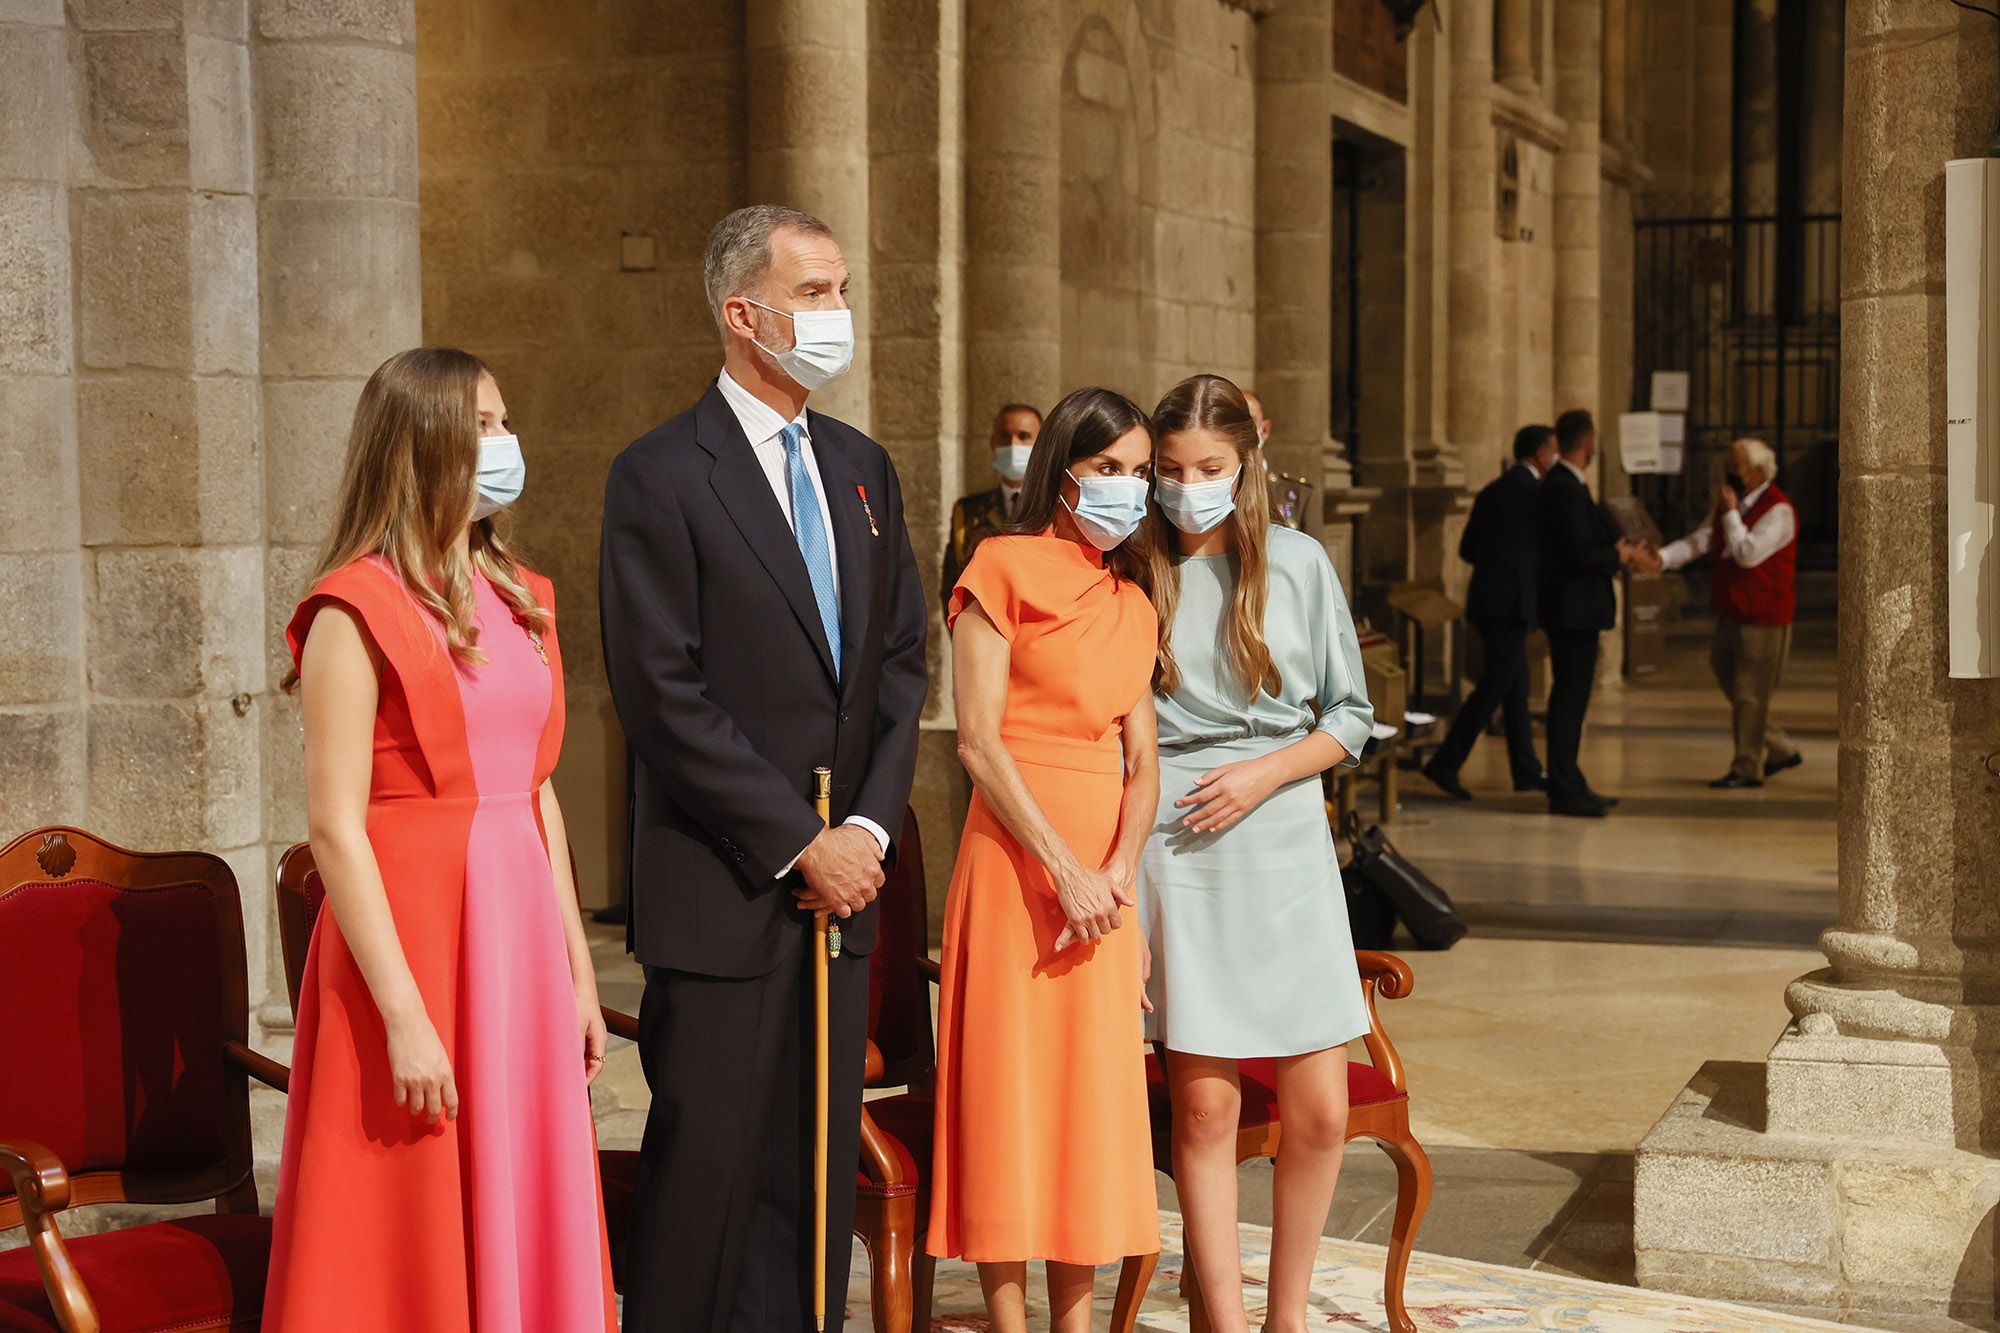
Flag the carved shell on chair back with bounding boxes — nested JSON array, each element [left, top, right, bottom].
[[36, 832, 76, 878]]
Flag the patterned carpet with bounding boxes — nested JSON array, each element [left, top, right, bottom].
[[850, 1211, 1873, 1332]]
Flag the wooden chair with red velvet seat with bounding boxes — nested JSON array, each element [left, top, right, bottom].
[[850, 809, 1157, 1333], [272, 841, 645, 1292], [0, 826, 293, 1333], [848, 806, 931, 1333], [1121, 950, 1433, 1333]]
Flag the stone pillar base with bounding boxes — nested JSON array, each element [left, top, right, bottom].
[[1635, 1058, 2000, 1325]]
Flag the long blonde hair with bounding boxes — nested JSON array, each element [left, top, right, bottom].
[[281, 347, 547, 690], [1144, 374, 1279, 700]]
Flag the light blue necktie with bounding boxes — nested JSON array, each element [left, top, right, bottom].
[[781, 423, 841, 674]]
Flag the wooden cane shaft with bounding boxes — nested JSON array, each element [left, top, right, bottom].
[[812, 768, 832, 1330]]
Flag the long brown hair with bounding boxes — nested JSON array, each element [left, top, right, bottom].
[[281, 347, 547, 690], [1007, 385, 1156, 584], [1144, 374, 1279, 699]]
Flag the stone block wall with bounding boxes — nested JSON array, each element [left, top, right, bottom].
[[415, 0, 747, 908], [0, 7, 81, 833], [0, 0, 421, 1063], [1133, 0, 1257, 398]]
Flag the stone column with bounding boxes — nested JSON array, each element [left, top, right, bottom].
[[1635, 6, 2000, 1321], [1254, 0, 1336, 526], [1601, 0, 1629, 147], [1781, 0, 2000, 1198], [1494, 0, 1538, 95], [66, 1, 268, 1018], [963, 0, 1061, 462], [869, 0, 966, 916], [1690, 0, 1733, 212], [1446, 0, 1500, 462], [0, 6, 81, 830], [747, 0, 873, 430], [254, 0, 422, 1034], [1551, 0, 1601, 417]]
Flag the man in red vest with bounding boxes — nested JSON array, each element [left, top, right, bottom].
[[1651, 437, 1803, 789]]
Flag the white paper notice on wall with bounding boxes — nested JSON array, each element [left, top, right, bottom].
[[1651, 371, 1691, 412], [1620, 411, 1664, 473], [1657, 413, 1686, 473]]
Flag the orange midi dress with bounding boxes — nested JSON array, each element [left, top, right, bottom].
[[928, 531, 1161, 1265]]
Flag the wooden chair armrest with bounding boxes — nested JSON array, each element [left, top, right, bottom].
[[1355, 950, 1414, 998], [601, 1005, 640, 1043], [857, 1104, 915, 1190], [864, 1039, 886, 1084], [1353, 950, 1414, 1094], [0, 1139, 98, 1333], [0, 1139, 72, 1218], [224, 1040, 290, 1093], [916, 955, 941, 984]]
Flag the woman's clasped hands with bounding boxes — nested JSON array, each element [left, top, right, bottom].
[[1051, 854, 1134, 953]]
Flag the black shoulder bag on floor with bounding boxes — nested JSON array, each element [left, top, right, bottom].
[[1339, 812, 1468, 951]]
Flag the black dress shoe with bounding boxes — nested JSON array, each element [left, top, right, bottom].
[[1764, 752, 1803, 778], [1549, 794, 1610, 818], [1709, 772, 1764, 789], [1421, 760, 1473, 801], [1513, 774, 1548, 793], [1587, 790, 1620, 808]]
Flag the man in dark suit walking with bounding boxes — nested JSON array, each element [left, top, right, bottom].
[[599, 205, 928, 1331], [1423, 424, 1558, 800], [1537, 409, 1639, 818]]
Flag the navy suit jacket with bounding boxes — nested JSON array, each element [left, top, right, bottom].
[[599, 382, 928, 976], [1536, 461, 1622, 634], [1460, 463, 1541, 624]]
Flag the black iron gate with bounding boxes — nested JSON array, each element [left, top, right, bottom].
[[1630, 214, 1841, 567]]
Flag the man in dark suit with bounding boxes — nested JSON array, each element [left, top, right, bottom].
[[1423, 424, 1558, 800], [939, 402, 1039, 612], [599, 205, 927, 1331], [1536, 408, 1639, 817]]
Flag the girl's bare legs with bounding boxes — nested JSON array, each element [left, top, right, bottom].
[[1047, 1260, 1098, 1333], [1263, 1047, 1350, 1333], [978, 1261, 1029, 1333], [1168, 1051, 1251, 1333]]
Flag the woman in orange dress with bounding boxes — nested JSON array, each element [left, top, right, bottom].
[[264, 348, 615, 1331], [929, 386, 1162, 1332]]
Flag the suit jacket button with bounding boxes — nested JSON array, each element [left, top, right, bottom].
[[839, 710, 849, 723]]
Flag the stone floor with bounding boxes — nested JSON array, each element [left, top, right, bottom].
[[586, 612, 1882, 1323]]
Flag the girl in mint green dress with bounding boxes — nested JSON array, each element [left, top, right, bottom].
[[1137, 374, 1374, 1333]]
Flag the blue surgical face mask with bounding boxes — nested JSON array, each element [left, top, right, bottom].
[[746, 298, 855, 390], [1155, 468, 1241, 535], [1062, 470, 1149, 550], [473, 433, 525, 520], [994, 442, 1033, 484]]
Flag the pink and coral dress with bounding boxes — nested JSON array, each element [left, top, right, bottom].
[[264, 556, 615, 1332]]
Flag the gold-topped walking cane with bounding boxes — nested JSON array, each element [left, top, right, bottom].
[[811, 767, 840, 1332]]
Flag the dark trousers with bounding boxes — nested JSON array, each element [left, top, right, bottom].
[[1431, 616, 1543, 785], [622, 943, 870, 1333], [1543, 628, 1601, 800]]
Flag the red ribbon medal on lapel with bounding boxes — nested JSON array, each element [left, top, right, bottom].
[[856, 485, 879, 536]]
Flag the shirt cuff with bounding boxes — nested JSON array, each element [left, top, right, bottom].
[[844, 815, 891, 858], [773, 815, 891, 880]]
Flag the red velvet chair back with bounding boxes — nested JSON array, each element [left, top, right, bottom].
[[0, 827, 253, 1228], [866, 808, 935, 1088]]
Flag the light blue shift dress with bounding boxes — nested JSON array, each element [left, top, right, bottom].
[[1139, 525, 1376, 1057]]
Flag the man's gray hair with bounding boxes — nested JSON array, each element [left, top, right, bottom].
[[703, 204, 835, 339], [1735, 436, 1777, 479]]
